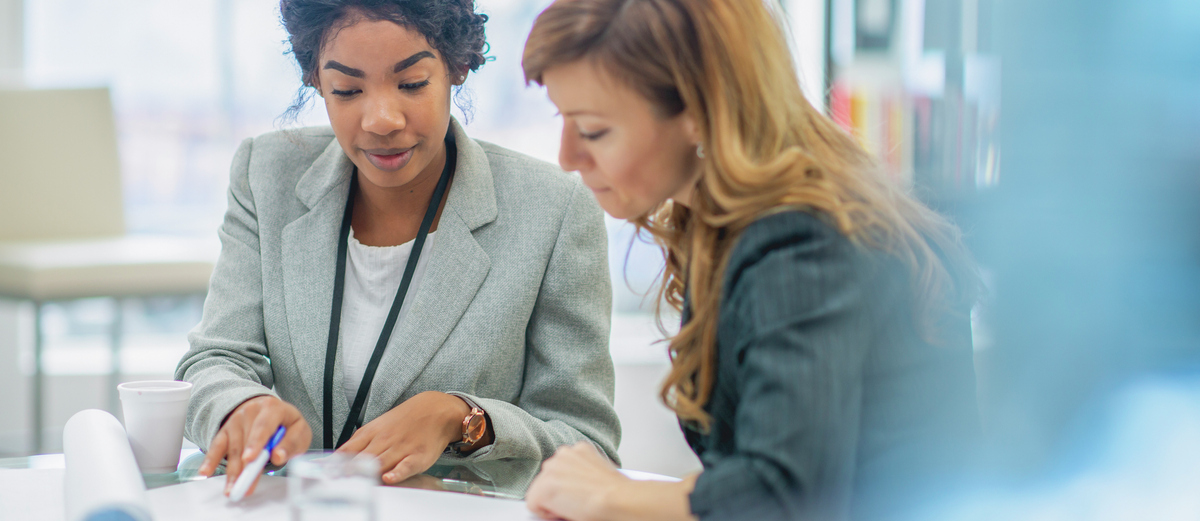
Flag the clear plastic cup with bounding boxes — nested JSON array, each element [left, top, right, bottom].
[[288, 452, 379, 521], [116, 380, 193, 474]]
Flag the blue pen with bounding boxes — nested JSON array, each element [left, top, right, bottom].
[[228, 425, 286, 502]]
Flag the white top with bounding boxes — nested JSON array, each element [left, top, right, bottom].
[[340, 228, 436, 404]]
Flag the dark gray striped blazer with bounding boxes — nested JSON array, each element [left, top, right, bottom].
[[684, 210, 979, 521]]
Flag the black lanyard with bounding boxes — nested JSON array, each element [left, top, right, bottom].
[[322, 134, 456, 450]]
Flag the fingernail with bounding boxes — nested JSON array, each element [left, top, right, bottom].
[[242, 448, 253, 460], [275, 448, 287, 461], [383, 472, 395, 482]]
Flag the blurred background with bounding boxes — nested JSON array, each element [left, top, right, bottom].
[[1, 1, 1199, 511]]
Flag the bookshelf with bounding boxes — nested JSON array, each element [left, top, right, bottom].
[[824, 0, 999, 203]]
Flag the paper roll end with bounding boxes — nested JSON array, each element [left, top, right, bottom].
[[63, 409, 151, 521], [81, 506, 153, 521]]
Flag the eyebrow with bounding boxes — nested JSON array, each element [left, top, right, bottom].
[[321, 51, 437, 78], [394, 51, 435, 73], [323, 60, 363, 78]]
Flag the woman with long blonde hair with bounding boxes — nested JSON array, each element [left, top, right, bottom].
[[521, 0, 980, 519]]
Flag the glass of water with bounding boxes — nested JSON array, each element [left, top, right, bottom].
[[288, 452, 379, 521]]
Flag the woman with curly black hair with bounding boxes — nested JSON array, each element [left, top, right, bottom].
[[176, 0, 620, 496]]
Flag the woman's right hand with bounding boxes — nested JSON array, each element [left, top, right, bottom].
[[198, 395, 312, 496], [526, 442, 699, 521]]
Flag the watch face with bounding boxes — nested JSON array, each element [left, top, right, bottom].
[[465, 411, 486, 443]]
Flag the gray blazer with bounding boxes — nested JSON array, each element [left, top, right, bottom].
[[683, 211, 978, 521], [175, 119, 620, 464]]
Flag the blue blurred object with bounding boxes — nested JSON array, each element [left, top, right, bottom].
[[83, 509, 144, 521], [897, 1, 1200, 518], [978, 0, 1200, 483], [926, 375, 1200, 520]]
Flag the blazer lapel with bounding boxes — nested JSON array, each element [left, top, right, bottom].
[[280, 137, 355, 439], [362, 118, 498, 421]]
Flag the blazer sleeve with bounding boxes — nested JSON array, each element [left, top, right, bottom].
[[688, 219, 875, 521], [174, 137, 277, 451], [442, 181, 620, 464]]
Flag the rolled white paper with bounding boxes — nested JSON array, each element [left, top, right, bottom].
[[63, 409, 153, 521]]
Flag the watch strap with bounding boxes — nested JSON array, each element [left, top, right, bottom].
[[449, 392, 482, 411], [445, 393, 487, 455]]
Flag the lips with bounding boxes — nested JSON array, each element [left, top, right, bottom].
[[578, 174, 610, 194], [363, 146, 414, 172]]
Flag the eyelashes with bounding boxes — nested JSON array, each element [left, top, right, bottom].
[[400, 80, 430, 91], [329, 80, 431, 98], [579, 129, 609, 141]]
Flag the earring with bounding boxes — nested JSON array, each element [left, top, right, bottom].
[[696, 143, 705, 159]]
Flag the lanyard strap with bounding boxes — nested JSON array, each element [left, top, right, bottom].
[[322, 135, 456, 450]]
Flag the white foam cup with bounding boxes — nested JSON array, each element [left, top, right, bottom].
[[117, 380, 193, 474]]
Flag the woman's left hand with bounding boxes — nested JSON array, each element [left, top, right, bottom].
[[336, 391, 470, 484], [526, 442, 629, 521]]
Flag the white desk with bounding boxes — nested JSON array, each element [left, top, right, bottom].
[[0, 449, 677, 520]]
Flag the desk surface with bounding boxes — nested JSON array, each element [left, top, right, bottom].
[[0, 449, 539, 500], [0, 450, 677, 501]]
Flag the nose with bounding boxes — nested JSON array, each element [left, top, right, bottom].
[[361, 92, 407, 136], [558, 123, 593, 173]]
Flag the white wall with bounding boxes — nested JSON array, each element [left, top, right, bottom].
[[0, 299, 182, 455], [784, 0, 829, 110], [0, 299, 30, 454], [0, 0, 21, 83]]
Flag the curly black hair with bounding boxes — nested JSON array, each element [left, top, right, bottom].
[[279, 0, 489, 121]]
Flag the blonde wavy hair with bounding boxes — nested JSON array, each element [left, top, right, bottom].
[[524, 0, 978, 428]]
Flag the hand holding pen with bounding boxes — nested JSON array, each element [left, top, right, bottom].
[[198, 395, 313, 498], [228, 425, 286, 501]]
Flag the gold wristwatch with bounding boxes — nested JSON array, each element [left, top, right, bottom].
[[447, 394, 487, 455]]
